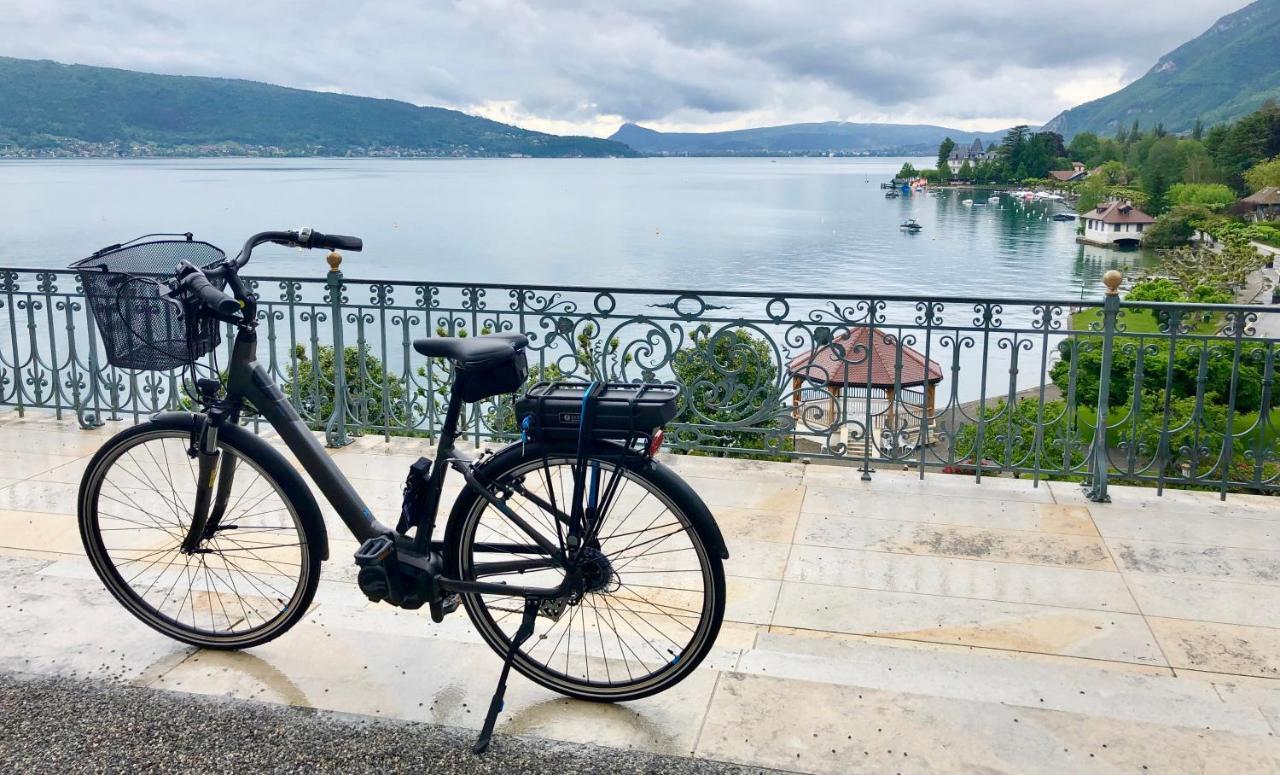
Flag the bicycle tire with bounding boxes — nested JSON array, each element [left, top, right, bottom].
[[443, 440, 726, 702], [78, 414, 323, 649]]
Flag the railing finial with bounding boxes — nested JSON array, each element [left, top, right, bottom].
[[1102, 269, 1123, 296], [326, 250, 343, 271]]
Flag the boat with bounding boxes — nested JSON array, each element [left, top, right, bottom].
[[900, 219, 923, 231], [1051, 212, 1077, 221], [987, 195, 1000, 203], [885, 190, 900, 199], [962, 198, 974, 206]]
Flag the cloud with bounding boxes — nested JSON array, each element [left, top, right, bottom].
[[0, 0, 1252, 135]]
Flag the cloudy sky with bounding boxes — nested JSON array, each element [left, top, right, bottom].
[[1, 0, 1254, 136]]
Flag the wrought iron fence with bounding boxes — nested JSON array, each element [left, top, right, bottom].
[[2, 263, 1276, 498]]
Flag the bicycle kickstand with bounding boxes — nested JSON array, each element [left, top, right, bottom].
[[473, 599, 539, 754]]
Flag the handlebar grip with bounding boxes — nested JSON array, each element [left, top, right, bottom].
[[310, 231, 363, 252], [181, 269, 241, 316]]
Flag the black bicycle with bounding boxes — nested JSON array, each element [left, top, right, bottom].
[[70, 229, 728, 752]]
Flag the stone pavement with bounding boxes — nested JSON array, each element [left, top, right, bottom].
[[0, 409, 1277, 773]]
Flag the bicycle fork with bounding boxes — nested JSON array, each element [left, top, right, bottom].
[[181, 406, 238, 554]]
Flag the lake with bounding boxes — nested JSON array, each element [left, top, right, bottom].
[[0, 157, 1154, 300]]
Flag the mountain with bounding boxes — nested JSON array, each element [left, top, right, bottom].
[[0, 57, 634, 158], [1043, 0, 1280, 138], [609, 121, 1008, 156]]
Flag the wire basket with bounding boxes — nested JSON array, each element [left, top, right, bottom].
[[71, 237, 227, 371]]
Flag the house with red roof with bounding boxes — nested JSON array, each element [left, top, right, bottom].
[[1080, 199, 1155, 248]]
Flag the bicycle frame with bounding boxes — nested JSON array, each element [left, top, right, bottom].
[[189, 320, 578, 601]]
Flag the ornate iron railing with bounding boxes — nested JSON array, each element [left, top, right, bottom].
[[2, 263, 1276, 498]]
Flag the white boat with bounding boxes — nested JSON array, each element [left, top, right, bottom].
[[987, 195, 1000, 203], [962, 199, 974, 206]]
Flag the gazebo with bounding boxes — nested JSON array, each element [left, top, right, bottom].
[[788, 326, 943, 447]]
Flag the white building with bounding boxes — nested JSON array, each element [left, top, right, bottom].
[[947, 139, 996, 175], [1080, 200, 1156, 248]]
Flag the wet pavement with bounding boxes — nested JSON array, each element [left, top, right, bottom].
[[1, 410, 1278, 773]]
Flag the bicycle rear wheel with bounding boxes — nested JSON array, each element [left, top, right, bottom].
[[445, 444, 725, 702], [78, 417, 320, 649]]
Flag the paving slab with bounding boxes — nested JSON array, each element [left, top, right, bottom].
[[771, 581, 1165, 665], [1092, 509, 1280, 551], [804, 465, 1055, 503], [1111, 538, 1280, 585], [743, 631, 1270, 735], [712, 505, 800, 544], [784, 544, 1137, 612], [695, 672, 1278, 775], [1149, 617, 1280, 679], [679, 474, 806, 513], [795, 512, 1116, 570], [802, 486, 1097, 535], [1124, 573, 1280, 628], [0, 556, 191, 682]]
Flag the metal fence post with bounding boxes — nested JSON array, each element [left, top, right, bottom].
[[324, 251, 351, 448], [1085, 270, 1122, 503]]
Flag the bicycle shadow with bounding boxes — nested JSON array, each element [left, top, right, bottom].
[[134, 646, 313, 708]]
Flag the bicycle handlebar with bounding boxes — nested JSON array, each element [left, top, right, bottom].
[[235, 228, 363, 267], [178, 227, 364, 319], [175, 261, 241, 317]]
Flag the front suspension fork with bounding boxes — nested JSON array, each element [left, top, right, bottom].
[[180, 407, 239, 553]]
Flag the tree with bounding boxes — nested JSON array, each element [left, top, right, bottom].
[[1143, 204, 1214, 248], [1205, 101, 1280, 191], [1127, 120, 1141, 146], [936, 137, 956, 175], [671, 326, 791, 459], [897, 162, 918, 179], [1068, 132, 1101, 164], [1096, 160, 1129, 185], [1161, 242, 1266, 293], [1244, 155, 1280, 191], [288, 344, 411, 433], [1167, 183, 1236, 209], [1192, 118, 1204, 141], [951, 398, 1086, 472], [1075, 176, 1108, 212], [957, 159, 973, 180]]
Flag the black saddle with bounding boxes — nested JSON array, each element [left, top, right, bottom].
[[413, 333, 530, 402], [413, 333, 528, 369]]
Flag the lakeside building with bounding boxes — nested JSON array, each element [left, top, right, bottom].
[[1049, 162, 1088, 183], [1079, 199, 1156, 248], [1240, 186, 1280, 222], [946, 139, 997, 174]]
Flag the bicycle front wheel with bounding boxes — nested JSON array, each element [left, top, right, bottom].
[[445, 446, 726, 702], [78, 418, 320, 649]]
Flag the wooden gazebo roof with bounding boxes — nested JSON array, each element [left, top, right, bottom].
[[788, 326, 943, 388]]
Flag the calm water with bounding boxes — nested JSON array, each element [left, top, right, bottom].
[[0, 157, 1154, 300]]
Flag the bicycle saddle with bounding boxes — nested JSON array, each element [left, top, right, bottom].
[[413, 333, 528, 369]]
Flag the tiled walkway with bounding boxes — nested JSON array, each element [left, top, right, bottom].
[[1, 410, 1277, 772]]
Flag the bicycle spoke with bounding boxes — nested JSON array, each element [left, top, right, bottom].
[[90, 430, 307, 641], [462, 456, 715, 693]]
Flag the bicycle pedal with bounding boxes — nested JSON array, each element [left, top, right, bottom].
[[429, 593, 461, 623]]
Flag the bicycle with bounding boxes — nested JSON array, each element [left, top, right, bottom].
[[70, 229, 729, 752]]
